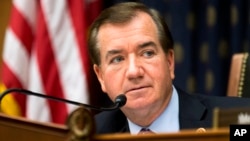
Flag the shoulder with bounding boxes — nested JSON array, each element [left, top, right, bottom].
[[94, 109, 128, 134], [176, 86, 250, 128], [196, 94, 250, 108], [176, 87, 250, 109]]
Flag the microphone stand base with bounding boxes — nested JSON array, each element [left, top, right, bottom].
[[66, 106, 95, 141]]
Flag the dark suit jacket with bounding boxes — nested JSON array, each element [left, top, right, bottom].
[[94, 87, 250, 134]]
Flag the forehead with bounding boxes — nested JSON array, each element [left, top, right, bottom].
[[97, 12, 158, 48]]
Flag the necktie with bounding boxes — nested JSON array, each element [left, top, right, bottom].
[[138, 128, 155, 134]]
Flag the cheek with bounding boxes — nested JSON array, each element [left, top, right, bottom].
[[102, 69, 123, 99], [153, 60, 172, 89]]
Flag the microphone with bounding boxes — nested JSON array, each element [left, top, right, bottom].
[[0, 88, 127, 111]]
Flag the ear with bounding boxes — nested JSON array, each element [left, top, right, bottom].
[[167, 49, 175, 79], [93, 64, 107, 92]]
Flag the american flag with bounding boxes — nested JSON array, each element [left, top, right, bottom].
[[0, 0, 101, 124]]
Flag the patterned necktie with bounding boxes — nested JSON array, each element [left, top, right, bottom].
[[138, 128, 155, 134]]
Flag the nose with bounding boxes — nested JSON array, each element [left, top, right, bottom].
[[125, 56, 143, 80]]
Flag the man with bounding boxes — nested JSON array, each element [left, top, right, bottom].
[[87, 2, 250, 134]]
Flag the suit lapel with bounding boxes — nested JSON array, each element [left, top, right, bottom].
[[112, 110, 130, 133], [177, 88, 211, 129], [119, 123, 130, 133]]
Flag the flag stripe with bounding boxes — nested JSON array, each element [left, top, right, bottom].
[[3, 29, 30, 86], [13, 0, 36, 30], [9, 5, 33, 54], [68, 0, 89, 77], [5, 0, 36, 97], [41, 0, 89, 117], [66, 0, 90, 106], [27, 55, 51, 122], [35, 1, 67, 123], [2, 3, 32, 116], [1, 62, 26, 116], [86, 0, 102, 26], [43, 0, 88, 105]]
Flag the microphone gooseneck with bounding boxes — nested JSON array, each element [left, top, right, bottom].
[[0, 88, 126, 111]]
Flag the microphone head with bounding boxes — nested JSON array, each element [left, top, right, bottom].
[[115, 94, 127, 108]]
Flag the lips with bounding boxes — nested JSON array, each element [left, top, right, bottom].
[[125, 86, 150, 94]]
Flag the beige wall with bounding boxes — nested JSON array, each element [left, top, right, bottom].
[[0, 0, 12, 68]]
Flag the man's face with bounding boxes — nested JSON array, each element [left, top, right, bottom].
[[94, 12, 175, 112]]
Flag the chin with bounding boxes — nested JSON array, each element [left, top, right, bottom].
[[126, 100, 151, 110]]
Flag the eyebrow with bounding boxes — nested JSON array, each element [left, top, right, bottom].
[[105, 49, 122, 61], [105, 41, 157, 60], [138, 41, 156, 48]]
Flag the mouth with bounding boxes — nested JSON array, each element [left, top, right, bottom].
[[125, 86, 150, 94]]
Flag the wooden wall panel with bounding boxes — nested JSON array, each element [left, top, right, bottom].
[[0, 0, 12, 74]]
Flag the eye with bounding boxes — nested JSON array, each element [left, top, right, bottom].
[[110, 56, 124, 64], [142, 50, 155, 58]]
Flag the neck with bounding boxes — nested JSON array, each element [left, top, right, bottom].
[[123, 93, 172, 127]]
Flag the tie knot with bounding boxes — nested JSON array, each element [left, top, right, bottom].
[[138, 128, 154, 134]]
